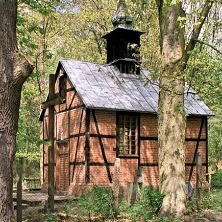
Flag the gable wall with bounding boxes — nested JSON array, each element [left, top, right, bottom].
[[42, 76, 86, 191]]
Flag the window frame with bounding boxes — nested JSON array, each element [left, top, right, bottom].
[[116, 112, 139, 157]]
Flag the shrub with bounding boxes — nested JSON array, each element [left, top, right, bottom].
[[211, 170, 222, 189], [63, 197, 78, 214], [120, 187, 164, 221], [43, 213, 59, 222], [78, 185, 116, 219]]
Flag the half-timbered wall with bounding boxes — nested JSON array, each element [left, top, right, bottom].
[[89, 110, 116, 184], [43, 76, 86, 192], [140, 114, 159, 187], [42, 72, 208, 194], [140, 114, 207, 188], [185, 117, 207, 182]]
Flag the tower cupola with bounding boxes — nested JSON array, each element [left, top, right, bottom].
[[102, 0, 144, 74], [111, 0, 133, 29]]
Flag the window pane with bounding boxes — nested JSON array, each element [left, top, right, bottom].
[[118, 114, 137, 155]]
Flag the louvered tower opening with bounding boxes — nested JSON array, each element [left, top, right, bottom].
[[102, 0, 144, 74]]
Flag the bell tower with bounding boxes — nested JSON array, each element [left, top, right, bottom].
[[102, 0, 144, 74]]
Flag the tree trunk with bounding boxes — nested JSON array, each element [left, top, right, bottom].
[[0, 83, 22, 220], [0, 58, 33, 221], [158, 68, 186, 216], [0, 0, 34, 220], [156, 0, 213, 216], [157, 2, 186, 216]]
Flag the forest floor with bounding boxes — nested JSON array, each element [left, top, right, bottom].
[[19, 206, 222, 222], [184, 210, 222, 222], [14, 189, 222, 221]]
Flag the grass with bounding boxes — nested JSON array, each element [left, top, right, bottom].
[[201, 189, 222, 211]]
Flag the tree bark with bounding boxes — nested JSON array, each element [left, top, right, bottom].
[[156, 0, 213, 217], [0, 0, 34, 220], [0, 57, 33, 222], [157, 2, 186, 216], [158, 68, 186, 216]]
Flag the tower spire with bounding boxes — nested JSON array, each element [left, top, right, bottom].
[[112, 0, 133, 29]]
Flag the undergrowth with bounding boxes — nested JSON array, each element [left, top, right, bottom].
[[119, 187, 164, 221], [61, 186, 164, 221], [77, 185, 116, 220], [186, 188, 222, 213], [40, 186, 222, 222]]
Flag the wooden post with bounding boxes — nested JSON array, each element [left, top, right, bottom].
[[129, 167, 143, 204], [41, 74, 63, 210], [17, 158, 23, 222], [113, 158, 120, 209], [41, 74, 63, 211], [196, 151, 202, 210], [85, 109, 90, 183], [48, 74, 55, 211]]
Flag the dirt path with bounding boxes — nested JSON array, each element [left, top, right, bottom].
[[185, 210, 222, 222]]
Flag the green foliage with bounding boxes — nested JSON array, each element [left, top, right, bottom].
[[62, 198, 78, 214], [78, 186, 116, 219], [211, 170, 222, 189], [15, 77, 42, 179], [209, 116, 222, 168], [199, 189, 222, 212], [186, 189, 222, 213], [120, 187, 164, 221], [43, 212, 59, 222]]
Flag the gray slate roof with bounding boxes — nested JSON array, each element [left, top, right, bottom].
[[60, 59, 212, 116]]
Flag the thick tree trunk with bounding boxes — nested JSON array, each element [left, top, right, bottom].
[[156, 0, 213, 217], [157, 2, 186, 216], [0, 57, 33, 222], [158, 69, 186, 216], [0, 84, 22, 221], [0, 0, 34, 220]]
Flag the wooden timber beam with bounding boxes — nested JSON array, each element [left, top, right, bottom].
[[90, 134, 116, 139], [41, 74, 63, 211], [92, 110, 112, 183], [71, 108, 84, 183], [138, 114, 141, 169], [85, 109, 90, 183], [68, 90, 77, 109], [48, 75, 56, 211], [140, 136, 206, 141], [188, 118, 205, 181], [205, 117, 209, 182], [41, 96, 63, 109], [139, 163, 207, 167]]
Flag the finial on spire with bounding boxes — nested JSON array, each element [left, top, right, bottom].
[[112, 0, 133, 29]]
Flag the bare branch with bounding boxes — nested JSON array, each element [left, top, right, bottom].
[[195, 39, 222, 55], [155, 0, 163, 53], [182, 0, 214, 65]]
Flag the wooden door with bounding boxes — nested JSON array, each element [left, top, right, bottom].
[[58, 153, 69, 191]]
